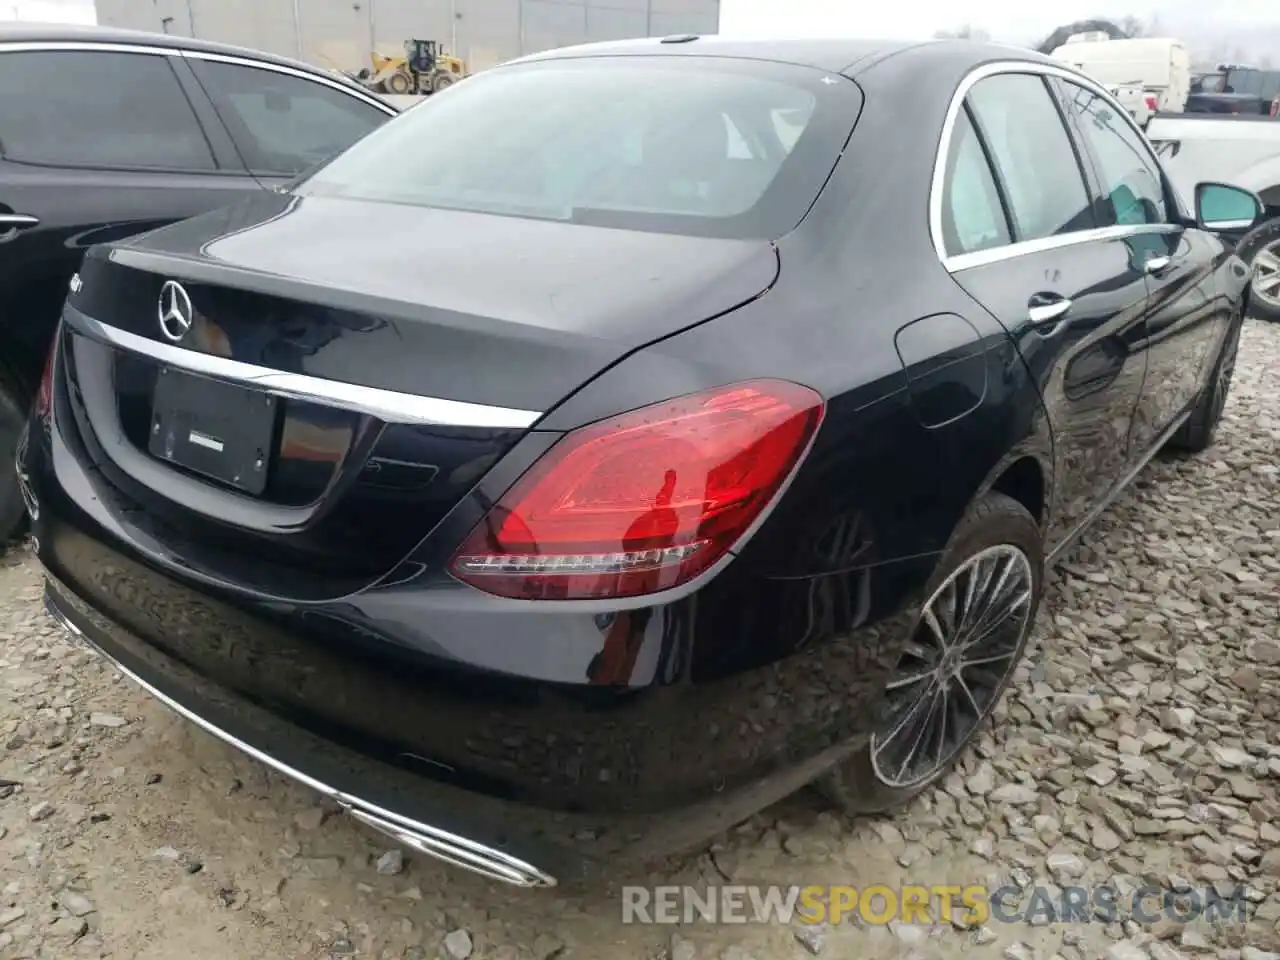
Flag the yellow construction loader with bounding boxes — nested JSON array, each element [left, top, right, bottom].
[[357, 40, 466, 96]]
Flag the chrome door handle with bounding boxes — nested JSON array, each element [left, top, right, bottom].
[[1144, 255, 1172, 275], [1027, 298, 1072, 327], [0, 213, 39, 229]]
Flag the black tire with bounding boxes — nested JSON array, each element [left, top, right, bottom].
[[1237, 217, 1280, 323], [818, 492, 1044, 815], [431, 73, 455, 93], [385, 71, 413, 95], [0, 365, 30, 546], [1166, 310, 1243, 454]]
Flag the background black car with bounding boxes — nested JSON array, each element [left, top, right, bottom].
[[27, 37, 1259, 888], [0, 23, 397, 542]]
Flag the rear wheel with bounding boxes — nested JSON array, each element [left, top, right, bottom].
[[0, 364, 31, 546], [1167, 311, 1243, 454], [819, 493, 1043, 814], [431, 72, 455, 93]]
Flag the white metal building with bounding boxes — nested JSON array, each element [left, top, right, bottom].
[[94, 0, 720, 74]]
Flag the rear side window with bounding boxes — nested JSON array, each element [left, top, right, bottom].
[[190, 60, 390, 176], [941, 108, 1011, 257], [1054, 79, 1167, 227], [966, 73, 1095, 241], [296, 57, 862, 240], [0, 50, 215, 171]]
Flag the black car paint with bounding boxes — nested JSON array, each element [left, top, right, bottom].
[[26, 38, 1250, 881], [0, 23, 394, 389]]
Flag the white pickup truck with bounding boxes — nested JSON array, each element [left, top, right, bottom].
[[1147, 113, 1280, 320], [1109, 81, 1155, 127]]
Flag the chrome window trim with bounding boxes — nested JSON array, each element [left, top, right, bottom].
[[930, 60, 1182, 274], [1205, 218, 1256, 231], [0, 40, 172, 55], [179, 50, 397, 115], [946, 223, 1181, 273], [0, 40, 395, 116], [64, 309, 541, 430]]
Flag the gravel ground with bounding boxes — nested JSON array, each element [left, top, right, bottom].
[[1, 319, 1278, 960]]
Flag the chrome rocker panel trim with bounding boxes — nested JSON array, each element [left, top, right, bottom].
[[42, 580, 557, 889]]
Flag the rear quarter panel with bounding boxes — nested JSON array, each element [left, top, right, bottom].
[[539, 50, 1055, 673]]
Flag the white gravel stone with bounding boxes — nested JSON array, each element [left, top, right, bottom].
[[374, 849, 404, 875], [443, 929, 473, 959], [57, 891, 95, 917]]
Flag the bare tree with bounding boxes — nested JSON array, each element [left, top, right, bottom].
[[1117, 15, 1148, 38], [1036, 19, 1130, 54]]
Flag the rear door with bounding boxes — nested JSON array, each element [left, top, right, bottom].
[[1052, 76, 1225, 454], [940, 70, 1151, 552], [0, 44, 262, 368], [184, 56, 395, 188]]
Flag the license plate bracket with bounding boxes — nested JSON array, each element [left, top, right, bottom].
[[149, 368, 278, 496]]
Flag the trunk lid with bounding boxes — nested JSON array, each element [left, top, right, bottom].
[[60, 193, 778, 600], [75, 192, 778, 412]]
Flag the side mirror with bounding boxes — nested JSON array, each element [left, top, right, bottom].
[[1194, 182, 1263, 231]]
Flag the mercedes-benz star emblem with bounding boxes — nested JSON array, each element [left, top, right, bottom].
[[158, 280, 194, 343]]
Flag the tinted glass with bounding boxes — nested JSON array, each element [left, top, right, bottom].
[[967, 74, 1094, 241], [1197, 184, 1259, 225], [296, 57, 860, 240], [0, 51, 214, 170], [192, 60, 389, 175], [1057, 79, 1167, 226], [941, 108, 1011, 257]]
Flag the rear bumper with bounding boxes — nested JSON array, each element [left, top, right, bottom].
[[43, 570, 565, 887], [41, 563, 881, 888]]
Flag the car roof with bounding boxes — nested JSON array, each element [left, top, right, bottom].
[[0, 21, 356, 85], [510, 35, 1058, 78]]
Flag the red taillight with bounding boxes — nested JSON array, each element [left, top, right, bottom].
[[449, 380, 825, 600], [1144, 94, 1159, 112], [33, 338, 56, 420]]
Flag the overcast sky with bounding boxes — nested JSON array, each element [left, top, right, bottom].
[[5, 0, 1279, 59], [720, 0, 1280, 57]]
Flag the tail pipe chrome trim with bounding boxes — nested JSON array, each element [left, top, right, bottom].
[[42, 587, 557, 889]]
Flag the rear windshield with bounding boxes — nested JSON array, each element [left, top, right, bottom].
[[294, 55, 862, 239]]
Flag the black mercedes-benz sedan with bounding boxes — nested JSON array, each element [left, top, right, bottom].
[[22, 36, 1262, 888]]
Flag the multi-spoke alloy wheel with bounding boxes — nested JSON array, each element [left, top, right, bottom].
[[870, 544, 1034, 789], [1253, 240, 1280, 313], [817, 492, 1042, 815]]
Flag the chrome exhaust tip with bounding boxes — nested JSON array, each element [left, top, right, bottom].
[[347, 806, 557, 888], [42, 586, 558, 890]]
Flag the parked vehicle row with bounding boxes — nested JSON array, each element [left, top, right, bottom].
[[0, 23, 398, 543], [1188, 64, 1280, 116], [1049, 36, 1190, 120], [22, 33, 1262, 887]]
